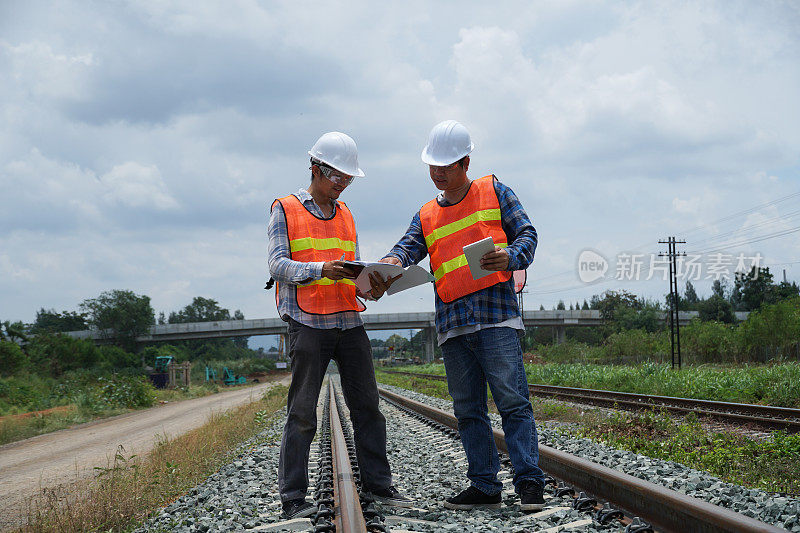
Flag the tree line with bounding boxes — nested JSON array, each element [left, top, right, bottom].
[[1, 291, 259, 378]]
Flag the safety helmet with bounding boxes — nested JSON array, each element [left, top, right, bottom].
[[308, 132, 365, 178], [421, 120, 474, 166]]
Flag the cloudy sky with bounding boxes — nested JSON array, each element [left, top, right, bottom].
[[2, 0, 799, 332]]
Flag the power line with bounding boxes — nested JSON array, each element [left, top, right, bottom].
[[684, 208, 800, 249], [529, 190, 800, 295], [687, 225, 800, 255]]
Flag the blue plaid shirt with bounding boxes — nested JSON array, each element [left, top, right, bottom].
[[384, 177, 537, 335], [267, 188, 364, 330]]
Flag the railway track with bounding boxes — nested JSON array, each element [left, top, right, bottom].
[[310, 380, 387, 532], [384, 370, 800, 433], [377, 385, 786, 533], [135, 377, 799, 532]]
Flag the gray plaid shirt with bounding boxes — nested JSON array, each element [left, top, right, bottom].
[[267, 188, 364, 330]]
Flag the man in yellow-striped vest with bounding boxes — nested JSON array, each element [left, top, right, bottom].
[[380, 120, 546, 511], [267, 132, 411, 518]]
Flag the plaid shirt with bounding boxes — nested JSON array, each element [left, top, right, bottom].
[[267, 188, 364, 330], [385, 177, 537, 334]]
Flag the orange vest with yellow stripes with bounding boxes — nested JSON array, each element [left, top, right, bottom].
[[272, 194, 366, 315], [419, 175, 512, 303]]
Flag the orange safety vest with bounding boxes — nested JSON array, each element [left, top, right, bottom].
[[419, 175, 512, 303], [272, 194, 366, 315]]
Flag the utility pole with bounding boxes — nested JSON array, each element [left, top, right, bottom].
[[659, 237, 686, 369]]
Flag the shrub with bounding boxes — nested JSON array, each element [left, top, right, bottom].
[[96, 375, 156, 409], [738, 297, 800, 361], [698, 295, 735, 323], [604, 329, 669, 363], [681, 319, 738, 363], [98, 345, 141, 370], [535, 341, 605, 363], [0, 341, 27, 376], [26, 334, 101, 377]]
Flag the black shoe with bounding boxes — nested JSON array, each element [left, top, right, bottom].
[[281, 498, 316, 519], [366, 485, 414, 508], [444, 486, 502, 510], [519, 480, 545, 511]]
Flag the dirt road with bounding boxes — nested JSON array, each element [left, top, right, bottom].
[[0, 377, 290, 531]]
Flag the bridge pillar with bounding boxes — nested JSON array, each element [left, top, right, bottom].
[[555, 326, 566, 345], [425, 327, 435, 362]]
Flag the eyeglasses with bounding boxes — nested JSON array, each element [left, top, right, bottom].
[[430, 160, 460, 171], [313, 164, 355, 186]]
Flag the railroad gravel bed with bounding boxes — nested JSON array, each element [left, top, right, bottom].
[[133, 382, 799, 532], [379, 383, 800, 533]]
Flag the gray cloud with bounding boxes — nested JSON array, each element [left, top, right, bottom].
[[1, 0, 799, 322]]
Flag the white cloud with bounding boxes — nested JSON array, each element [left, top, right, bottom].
[[1, 0, 799, 321], [101, 162, 178, 210]]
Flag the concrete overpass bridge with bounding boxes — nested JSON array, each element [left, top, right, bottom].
[[67, 310, 748, 362]]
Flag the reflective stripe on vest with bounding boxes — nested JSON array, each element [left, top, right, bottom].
[[272, 195, 366, 315], [419, 175, 512, 303]]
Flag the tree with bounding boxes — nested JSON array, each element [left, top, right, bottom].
[[169, 297, 248, 347], [0, 341, 27, 376], [31, 308, 87, 333], [731, 267, 775, 311], [738, 296, 800, 359], [169, 296, 232, 323], [684, 282, 699, 308], [711, 279, 727, 300], [1, 320, 28, 343], [581, 300, 590, 310], [697, 295, 735, 323], [590, 290, 641, 321], [80, 290, 154, 350], [385, 334, 409, 354], [774, 280, 800, 301], [556, 300, 566, 310]]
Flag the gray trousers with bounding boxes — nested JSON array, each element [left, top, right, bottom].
[[278, 319, 392, 502]]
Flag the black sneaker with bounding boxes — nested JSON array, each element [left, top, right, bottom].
[[367, 485, 414, 508], [281, 498, 316, 519], [444, 486, 502, 510], [519, 480, 545, 511]]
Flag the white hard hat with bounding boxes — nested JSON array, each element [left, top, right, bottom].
[[308, 132, 365, 178], [421, 120, 474, 166]]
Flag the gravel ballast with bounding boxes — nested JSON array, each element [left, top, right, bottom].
[[133, 380, 799, 532]]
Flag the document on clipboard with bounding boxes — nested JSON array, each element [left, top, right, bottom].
[[463, 236, 497, 280], [343, 261, 434, 295]]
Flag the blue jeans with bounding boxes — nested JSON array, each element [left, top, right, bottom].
[[441, 327, 545, 495]]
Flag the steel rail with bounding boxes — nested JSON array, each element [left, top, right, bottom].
[[328, 381, 368, 533], [378, 386, 785, 533], [384, 370, 800, 432], [529, 383, 800, 432]]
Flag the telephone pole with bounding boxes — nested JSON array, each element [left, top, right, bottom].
[[659, 237, 686, 369]]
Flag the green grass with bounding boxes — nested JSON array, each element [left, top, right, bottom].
[[0, 381, 263, 446], [563, 410, 800, 495], [386, 362, 800, 408]]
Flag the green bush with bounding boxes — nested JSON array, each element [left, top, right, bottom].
[[98, 345, 141, 370], [0, 374, 58, 414], [604, 329, 669, 363], [26, 334, 101, 376], [681, 319, 739, 363], [96, 375, 156, 409], [535, 341, 605, 363], [738, 296, 800, 360], [0, 341, 27, 376]]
